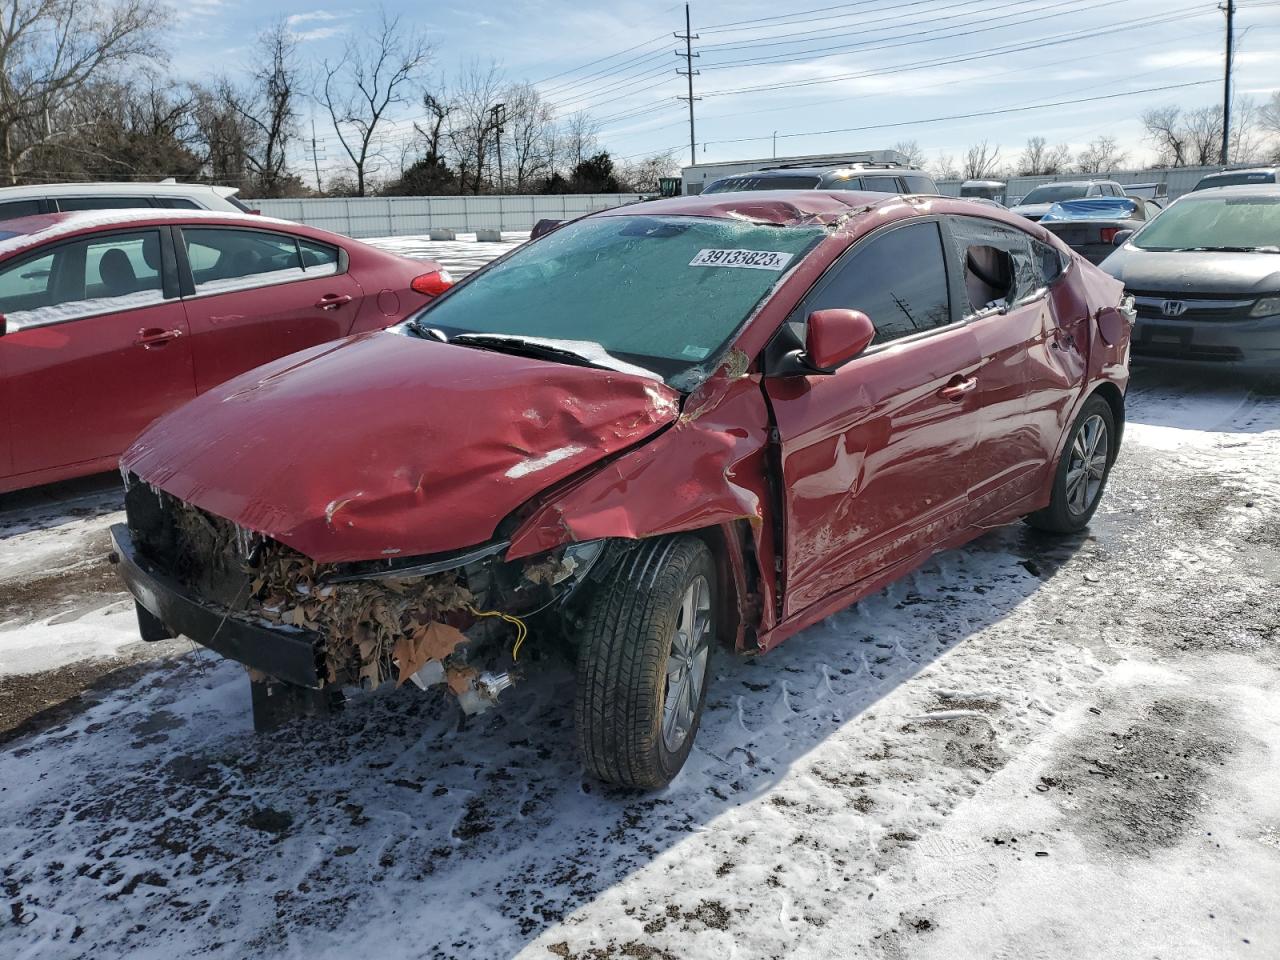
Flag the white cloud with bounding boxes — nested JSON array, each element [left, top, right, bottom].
[[292, 26, 346, 42], [286, 11, 342, 27]]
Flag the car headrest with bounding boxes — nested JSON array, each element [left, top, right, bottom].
[[99, 248, 137, 295]]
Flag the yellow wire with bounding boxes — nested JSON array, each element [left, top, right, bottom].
[[464, 603, 529, 661]]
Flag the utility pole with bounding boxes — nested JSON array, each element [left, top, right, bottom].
[[772, 131, 777, 159], [308, 116, 324, 193], [675, 4, 699, 167], [490, 102, 506, 192], [1220, 0, 1235, 165]]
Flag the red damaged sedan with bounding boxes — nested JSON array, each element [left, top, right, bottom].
[[0, 209, 450, 493], [111, 192, 1133, 788]]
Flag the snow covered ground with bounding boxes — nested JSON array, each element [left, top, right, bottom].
[[1, 234, 1278, 959]]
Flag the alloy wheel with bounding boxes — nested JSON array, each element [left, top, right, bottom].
[[661, 574, 712, 753], [1066, 414, 1109, 515]]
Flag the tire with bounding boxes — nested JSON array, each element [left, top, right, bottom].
[[575, 536, 717, 790], [1027, 394, 1117, 534]]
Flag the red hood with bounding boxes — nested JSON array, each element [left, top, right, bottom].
[[122, 332, 680, 562]]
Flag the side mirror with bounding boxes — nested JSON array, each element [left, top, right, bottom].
[[805, 309, 876, 372], [0, 313, 6, 337], [1112, 229, 1134, 247]]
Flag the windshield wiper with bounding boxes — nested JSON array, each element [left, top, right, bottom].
[[450, 332, 626, 373], [402, 318, 449, 342]]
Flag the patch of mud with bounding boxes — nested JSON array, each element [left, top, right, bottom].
[[1045, 694, 1235, 855]]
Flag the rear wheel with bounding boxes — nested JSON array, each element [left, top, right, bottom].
[[575, 537, 716, 790], [1027, 394, 1116, 533]]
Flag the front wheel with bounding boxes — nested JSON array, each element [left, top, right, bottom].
[[574, 537, 716, 790], [1027, 394, 1117, 534]]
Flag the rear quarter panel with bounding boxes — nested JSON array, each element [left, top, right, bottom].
[[348, 248, 440, 333]]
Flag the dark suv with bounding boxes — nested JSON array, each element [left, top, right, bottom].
[[702, 163, 937, 196]]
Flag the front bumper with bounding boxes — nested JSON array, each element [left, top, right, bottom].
[[1130, 314, 1280, 370], [110, 524, 326, 688]]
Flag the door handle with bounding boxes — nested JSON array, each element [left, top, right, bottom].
[[938, 376, 977, 402], [315, 294, 353, 310], [135, 327, 183, 348]]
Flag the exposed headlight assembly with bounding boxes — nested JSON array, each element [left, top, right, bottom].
[[1250, 296, 1280, 318]]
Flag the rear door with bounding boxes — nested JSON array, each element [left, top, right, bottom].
[[943, 215, 1057, 518], [764, 219, 983, 617], [0, 227, 196, 479], [175, 225, 364, 392]]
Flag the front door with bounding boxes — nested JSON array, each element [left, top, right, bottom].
[[0, 227, 196, 481], [176, 225, 364, 392], [764, 219, 983, 618]]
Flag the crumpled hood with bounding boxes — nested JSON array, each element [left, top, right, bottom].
[[1100, 247, 1280, 294], [122, 332, 681, 562]]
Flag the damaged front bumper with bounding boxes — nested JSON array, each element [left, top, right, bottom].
[[113, 480, 608, 710], [110, 523, 328, 688]]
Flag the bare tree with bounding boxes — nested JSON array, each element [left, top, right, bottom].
[[561, 110, 598, 169], [931, 152, 961, 181], [0, 0, 164, 183], [1017, 136, 1073, 176], [1142, 104, 1236, 167], [502, 82, 556, 190], [892, 139, 926, 168], [444, 60, 504, 194], [962, 140, 1002, 179], [618, 150, 678, 193], [1263, 90, 1280, 161], [320, 7, 431, 196], [1075, 135, 1126, 174], [233, 21, 299, 197], [192, 79, 256, 190]]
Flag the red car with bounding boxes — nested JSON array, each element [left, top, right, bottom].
[[111, 192, 1133, 788], [0, 209, 449, 493]]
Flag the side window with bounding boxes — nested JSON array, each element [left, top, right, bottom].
[[0, 199, 43, 221], [55, 196, 155, 212], [900, 173, 935, 193], [947, 217, 1040, 317], [1033, 240, 1068, 286], [861, 175, 900, 194], [797, 221, 952, 345], [155, 197, 203, 210], [827, 176, 862, 191], [0, 230, 165, 332], [297, 238, 340, 276], [183, 228, 307, 295]]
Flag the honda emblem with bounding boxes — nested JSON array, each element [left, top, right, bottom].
[[1160, 300, 1188, 317]]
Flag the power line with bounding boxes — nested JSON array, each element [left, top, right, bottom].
[[701, 79, 1221, 148], [529, 33, 671, 86], [699, 0, 915, 34]]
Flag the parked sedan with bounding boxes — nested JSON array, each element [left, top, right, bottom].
[[1040, 197, 1157, 263], [0, 210, 450, 493], [1101, 184, 1280, 369], [111, 191, 1132, 789]]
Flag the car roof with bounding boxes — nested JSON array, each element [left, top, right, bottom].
[[0, 208, 304, 258], [716, 165, 924, 180], [0, 181, 240, 199], [1179, 183, 1280, 198], [1199, 167, 1277, 176], [596, 189, 1039, 232]]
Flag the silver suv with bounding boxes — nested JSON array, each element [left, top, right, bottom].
[[0, 181, 256, 222], [1009, 180, 1128, 222], [702, 162, 937, 196]]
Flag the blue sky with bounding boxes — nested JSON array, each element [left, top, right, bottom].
[[172, 0, 1280, 178]]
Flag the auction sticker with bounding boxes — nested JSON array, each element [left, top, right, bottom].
[[689, 248, 794, 271]]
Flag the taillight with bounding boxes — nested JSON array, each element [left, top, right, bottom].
[[411, 270, 454, 296], [1099, 227, 1119, 244]]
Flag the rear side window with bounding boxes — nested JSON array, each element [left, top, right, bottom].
[[183, 228, 313, 294], [55, 196, 156, 212], [0, 229, 165, 331], [797, 220, 952, 344], [298, 239, 340, 274], [901, 173, 936, 193], [155, 197, 203, 210], [703, 175, 822, 193], [0, 199, 43, 221], [1034, 240, 1069, 285], [947, 217, 1040, 315], [860, 175, 901, 194]]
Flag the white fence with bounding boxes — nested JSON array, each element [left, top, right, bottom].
[[937, 164, 1229, 203], [253, 194, 647, 238]]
